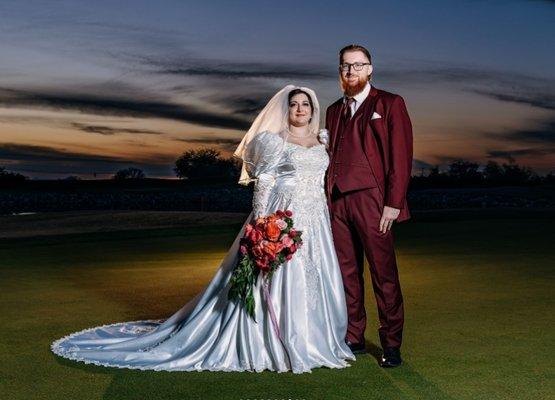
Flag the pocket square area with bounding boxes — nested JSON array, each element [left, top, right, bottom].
[[371, 112, 382, 120]]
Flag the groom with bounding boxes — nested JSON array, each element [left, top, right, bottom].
[[325, 44, 413, 368]]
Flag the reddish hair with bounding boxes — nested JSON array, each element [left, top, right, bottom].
[[339, 44, 372, 65]]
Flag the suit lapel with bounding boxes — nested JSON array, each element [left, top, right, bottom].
[[330, 103, 343, 154], [359, 87, 386, 198]]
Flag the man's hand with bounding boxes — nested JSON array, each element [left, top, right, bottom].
[[379, 206, 400, 234]]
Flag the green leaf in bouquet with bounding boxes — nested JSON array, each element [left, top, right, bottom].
[[245, 289, 256, 322]]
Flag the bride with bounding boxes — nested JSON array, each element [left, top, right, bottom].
[[51, 85, 356, 373]]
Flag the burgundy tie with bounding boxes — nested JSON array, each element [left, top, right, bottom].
[[342, 97, 355, 122]]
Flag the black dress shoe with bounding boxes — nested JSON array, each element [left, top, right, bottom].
[[346, 340, 367, 354], [379, 347, 402, 368]]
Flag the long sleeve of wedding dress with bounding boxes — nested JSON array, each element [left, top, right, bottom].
[[242, 131, 282, 218], [51, 130, 355, 373]]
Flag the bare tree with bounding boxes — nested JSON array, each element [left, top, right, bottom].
[[113, 167, 146, 180]]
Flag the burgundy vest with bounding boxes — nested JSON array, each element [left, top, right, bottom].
[[327, 95, 378, 194]]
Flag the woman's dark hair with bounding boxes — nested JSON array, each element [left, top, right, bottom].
[[288, 89, 314, 115]]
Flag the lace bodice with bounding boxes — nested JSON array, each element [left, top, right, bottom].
[[285, 142, 328, 195], [246, 131, 329, 219], [279, 142, 328, 226]]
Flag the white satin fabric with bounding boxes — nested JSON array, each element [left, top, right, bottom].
[[51, 131, 355, 373], [233, 84, 321, 186]]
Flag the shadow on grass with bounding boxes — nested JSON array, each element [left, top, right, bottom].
[[52, 342, 455, 400], [364, 341, 456, 400]]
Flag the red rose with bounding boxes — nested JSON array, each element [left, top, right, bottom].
[[290, 244, 297, 253], [284, 210, 293, 217], [251, 243, 264, 258], [275, 210, 284, 218], [239, 245, 248, 255], [255, 257, 270, 272], [288, 229, 297, 238], [247, 228, 263, 244]]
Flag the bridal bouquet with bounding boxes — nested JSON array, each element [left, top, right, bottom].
[[228, 210, 303, 321]]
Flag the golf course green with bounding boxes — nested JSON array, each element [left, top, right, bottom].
[[1, 210, 553, 399]]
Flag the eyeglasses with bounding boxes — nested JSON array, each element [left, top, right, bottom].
[[339, 62, 371, 72]]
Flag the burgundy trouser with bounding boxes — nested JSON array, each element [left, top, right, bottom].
[[329, 185, 404, 349]]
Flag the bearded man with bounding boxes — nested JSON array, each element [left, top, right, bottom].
[[325, 44, 414, 368]]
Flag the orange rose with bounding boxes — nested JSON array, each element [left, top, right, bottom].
[[265, 220, 281, 242], [264, 241, 284, 258]]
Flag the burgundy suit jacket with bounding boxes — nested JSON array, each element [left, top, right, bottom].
[[325, 86, 413, 223]]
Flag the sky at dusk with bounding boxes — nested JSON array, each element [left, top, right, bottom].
[[0, 0, 553, 179]]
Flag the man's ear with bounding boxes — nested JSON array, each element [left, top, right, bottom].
[[367, 65, 374, 77]]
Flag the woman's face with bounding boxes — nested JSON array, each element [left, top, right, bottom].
[[288, 93, 312, 127]]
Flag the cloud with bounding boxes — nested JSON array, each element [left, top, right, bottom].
[[0, 142, 174, 177], [482, 117, 554, 166], [225, 94, 273, 117], [0, 142, 135, 164], [503, 119, 555, 144], [169, 86, 276, 119], [133, 54, 335, 80], [174, 136, 241, 152], [117, 53, 555, 113], [159, 63, 333, 80], [175, 137, 240, 145], [470, 89, 554, 111], [108, 53, 336, 118], [486, 117, 555, 144], [380, 66, 550, 87], [486, 147, 553, 163], [380, 66, 555, 111], [71, 123, 165, 136], [0, 86, 251, 130]]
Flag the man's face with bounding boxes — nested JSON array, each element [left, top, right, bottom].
[[339, 50, 373, 97]]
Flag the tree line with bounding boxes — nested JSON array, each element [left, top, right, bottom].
[[1, 149, 553, 188]]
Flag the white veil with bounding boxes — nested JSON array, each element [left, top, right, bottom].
[[233, 84, 321, 185]]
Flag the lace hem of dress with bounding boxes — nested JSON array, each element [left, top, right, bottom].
[[50, 319, 353, 373]]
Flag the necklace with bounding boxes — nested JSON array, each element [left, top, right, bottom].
[[286, 127, 316, 138]]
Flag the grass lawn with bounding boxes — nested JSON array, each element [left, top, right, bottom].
[[1, 210, 553, 400]]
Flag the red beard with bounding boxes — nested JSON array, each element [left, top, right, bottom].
[[340, 74, 369, 97]]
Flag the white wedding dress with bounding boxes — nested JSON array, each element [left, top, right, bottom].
[[51, 131, 355, 373]]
